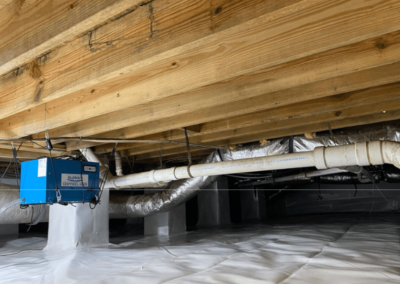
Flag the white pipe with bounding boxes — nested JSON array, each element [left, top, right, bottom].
[[107, 141, 400, 189], [115, 152, 123, 177], [79, 148, 114, 188], [275, 167, 352, 183], [110, 152, 314, 188]]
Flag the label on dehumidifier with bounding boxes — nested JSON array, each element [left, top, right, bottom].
[[61, 174, 89, 187], [38, 159, 47, 177]]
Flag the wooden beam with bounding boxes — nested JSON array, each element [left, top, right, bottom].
[[96, 82, 400, 155], [132, 104, 400, 161], [180, 125, 202, 134], [0, 0, 147, 76], [3, 0, 400, 138], [0, 0, 300, 122], [132, 148, 213, 162], [0, 149, 50, 160], [66, 55, 400, 151], [135, 150, 213, 164], [225, 110, 400, 148], [0, 143, 66, 155], [0, 0, 14, 9]]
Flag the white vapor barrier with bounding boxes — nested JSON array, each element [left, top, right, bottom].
[[1, 214, 400, 283]]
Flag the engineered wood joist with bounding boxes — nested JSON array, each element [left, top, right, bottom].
[[115, 83, 400, 158], [0, 0, 146, 76], [64, 51, 400, 152], [3, 0, 400, 139], [0, 0, 300, 122]]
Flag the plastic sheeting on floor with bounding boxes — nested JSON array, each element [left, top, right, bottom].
[[0, 214, 399, 284]]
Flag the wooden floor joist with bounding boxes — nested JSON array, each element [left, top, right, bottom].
[[0, 148, 51, 160], [0, 0, 300, 122], [31, 31, 400, 153], [117, 83, 400, 158], [130, 104, 400, 161], [2, 0, 400, 140], [66, 55, 400, 152], [0, 0, 147, 76], [1, 0, 400, 164], [95, 82, 400, 155]]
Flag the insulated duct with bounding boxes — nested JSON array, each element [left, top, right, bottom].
[[107, 141, 400, 218], [115, 151, 123, 177], [2, 138, 400, 222], [108, 152, 220, 218], [294, 123, 400, 152], [106, 140, 289, 218], [0, 187, 49, 225], [0, 142, 290, 223], [104, 141, 400, 189]]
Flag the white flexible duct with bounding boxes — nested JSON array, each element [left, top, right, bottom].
[[115, 151, 124, 177], [0, 189, 50, 225], [80, 148, 114, 188], [107, 141, 400, 189], [2, 141, 398, 222]]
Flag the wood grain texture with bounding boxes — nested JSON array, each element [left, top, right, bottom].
[[2, 0, 400, 138], [0, 0, 14, 9], [0, 0, 299, 123], [22, 27, 400, 143], [0, 148, 50, 159], [130, 104, 400, 161], [0, 0, 145, 75], [109, 83, 400, 157], [61, 45, 400, 152]]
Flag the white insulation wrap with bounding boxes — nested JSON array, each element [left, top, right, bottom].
[[108, 142, 291, 218], [108, 141, 400, 189], [114, 151, 124, 177], [0, 187, 49, 225], [1, 214, 400, 283], [109, 152, 221, 218]]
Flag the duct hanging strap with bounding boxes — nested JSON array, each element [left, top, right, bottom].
[[184, 127, 194, 178]]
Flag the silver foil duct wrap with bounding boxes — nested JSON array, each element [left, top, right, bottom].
[[294, 123, 400, 152], [220, 139, 289, 160], [0, 140, 289, 221], [108, 140, 290, 218], [0, 186, 49, 225], [3, 124, 400, 221], [109, 152, 221, 218]]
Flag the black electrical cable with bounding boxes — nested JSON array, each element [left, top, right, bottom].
[[125, 156, 134, 174], [11, 143, 23, 189], [80, 160, 85, 204], [353, 178, 358, 197], [90, 144, 116, 209], [5, 142, 30, 211], [48, 151, 61, 203], [225, 174, 273, 180], [0, 137, 226, 151], [184, 128, 192, 167], [217, 149, 224, 162], [0, 161, 13, 184], [29, 140, 46, 149], [317, 177, 323, 200]]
